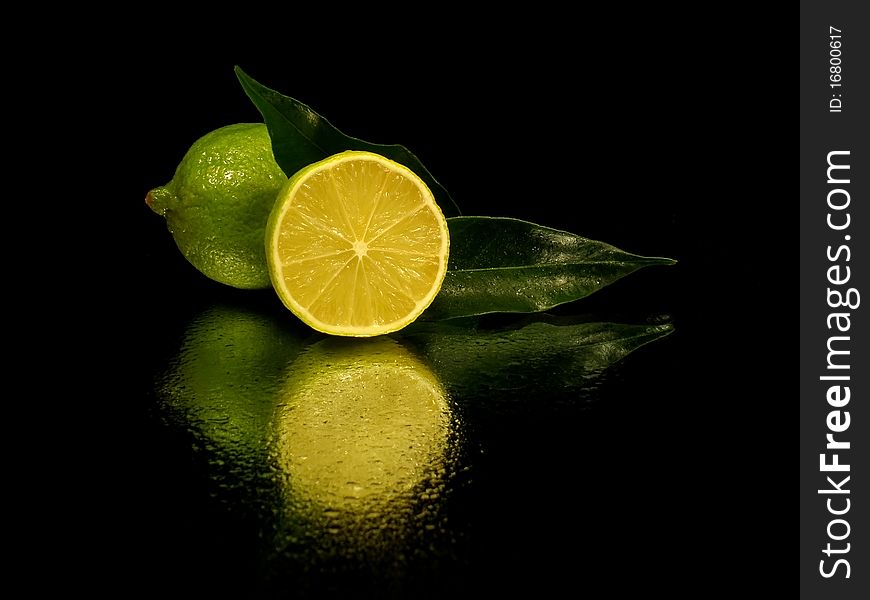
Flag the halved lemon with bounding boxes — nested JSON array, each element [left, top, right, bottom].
[[266, 151, 450, 336]]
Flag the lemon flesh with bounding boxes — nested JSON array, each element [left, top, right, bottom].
[[266, 151, 450, 336]]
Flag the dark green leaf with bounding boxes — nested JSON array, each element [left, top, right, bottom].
[[234, 66, 460, 217], [425, 217, 675, 320]]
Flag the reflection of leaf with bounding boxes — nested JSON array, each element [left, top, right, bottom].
[[401, 318, 673, 398], [426, 217, 676, 320], [235, 66, 460, 216]]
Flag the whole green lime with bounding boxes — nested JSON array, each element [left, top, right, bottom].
[[146, 123, 286, 289]]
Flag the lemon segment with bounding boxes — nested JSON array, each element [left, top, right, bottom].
[[266, 151, 450, 336]]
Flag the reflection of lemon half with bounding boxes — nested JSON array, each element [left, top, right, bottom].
[[274, 337, 454, 557], [276, 337, 450, 508]]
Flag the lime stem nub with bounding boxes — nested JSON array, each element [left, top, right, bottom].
[[145, 187, 173, 217]]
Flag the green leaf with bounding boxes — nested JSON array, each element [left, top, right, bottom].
[[401, 317, 674, 399], [234, 66, 460, 217], [426, 217, 676, 320]]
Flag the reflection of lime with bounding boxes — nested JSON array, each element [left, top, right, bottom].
[[146, 123, 286, 289], [266, 151, 450, 336], [157, 303, 304, 452]]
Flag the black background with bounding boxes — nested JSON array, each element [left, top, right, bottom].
[[55, 20, 792, 597]]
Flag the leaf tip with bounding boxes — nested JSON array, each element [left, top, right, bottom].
[[656, 322, 675, 335], [634, 321, 675, 349], [641, 255, 677, 267]]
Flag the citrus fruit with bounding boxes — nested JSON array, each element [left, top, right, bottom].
[[266, 150, 450, 336], [146, 123, 286, 289]]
